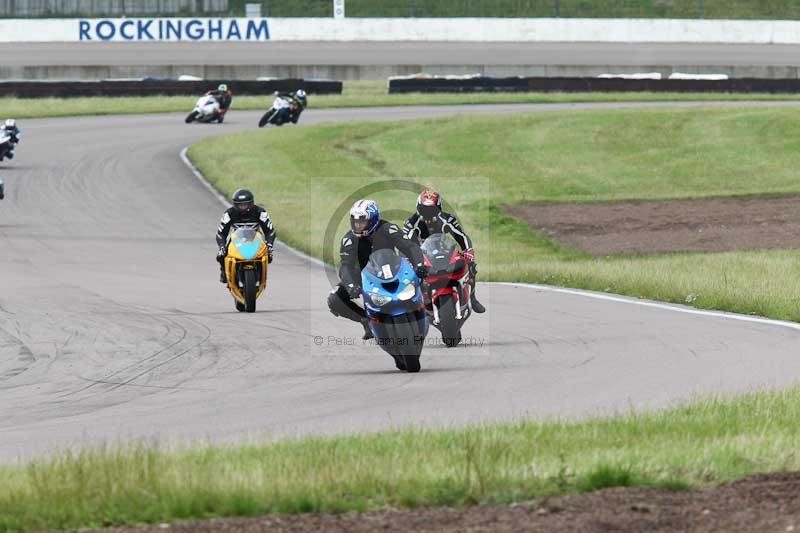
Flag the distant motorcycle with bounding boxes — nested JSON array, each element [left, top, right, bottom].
[[0, 130, 16, 161], [223, 223, 270, 312], [361, 249, 428, 372], [258, 96, 294, 128], [421, 233, 473, 348], [185, 94, 224, 124]]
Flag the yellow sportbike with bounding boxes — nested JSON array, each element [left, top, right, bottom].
[[224, 223, 269, 312]]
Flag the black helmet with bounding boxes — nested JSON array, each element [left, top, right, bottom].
[[232, 188, 254, 213]]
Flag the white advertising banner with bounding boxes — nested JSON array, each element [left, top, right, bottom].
[[0, 17, 800, 44]]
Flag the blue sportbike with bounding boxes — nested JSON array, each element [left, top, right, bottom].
[[361, 249, 428, 372]]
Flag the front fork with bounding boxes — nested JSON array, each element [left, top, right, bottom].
[[429, 284, 466, 325]]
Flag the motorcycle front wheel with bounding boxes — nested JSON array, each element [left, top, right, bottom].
[[437, 294, 463, 348], [243, 269, 257, 313], [258, 111, 273, 128]]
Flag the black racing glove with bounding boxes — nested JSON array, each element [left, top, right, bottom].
[[415, 264, 429, 280], [268, 244, 274, 264], [216, 246, 226, 260], [345, 283, 362, 299]]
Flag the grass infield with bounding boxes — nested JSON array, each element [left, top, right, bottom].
[[190, 105, 800, 322]]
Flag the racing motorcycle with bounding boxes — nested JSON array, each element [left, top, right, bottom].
[[421, 233, 473, 348], [223, 223, 270, 312], [361, 249, 428, 372], [257, 96, 294, 128], [185, 94, 224, 124]]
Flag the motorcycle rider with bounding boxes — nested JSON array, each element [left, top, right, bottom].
[[289, 89, 307, 123], [274, 89, 307, 124], [3, 119, 19, 159], [206, 84, 233, 121], [328, 199, 429, 340], [216, 188, 276, 284], [404, 189, 486, 313]]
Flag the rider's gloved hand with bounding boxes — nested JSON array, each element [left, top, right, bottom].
[[346, 283, 362, 299], [462, 248, 475, 263], [415, 264, 429, 280], [217, 246, 226, 259], [267, 244, 274, 264]]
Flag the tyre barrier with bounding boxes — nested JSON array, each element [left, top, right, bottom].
[[0, 79, 343, 98], [388, 76, 800, 94]]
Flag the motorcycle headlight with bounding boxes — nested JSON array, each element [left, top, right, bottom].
[[370, 293, 391, 306], [397, 282, 417, 301]]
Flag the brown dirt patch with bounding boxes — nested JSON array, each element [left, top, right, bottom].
[[507, 195, 800, 256], [84, 472, 800, 533]]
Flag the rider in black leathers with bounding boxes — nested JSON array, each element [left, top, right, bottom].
[[404, 189, 485, 313], [3, 119, 20, 159], [216, 188, 276, 283], [206, 84, 233, 122], [328, 199, 428, 340], [274, 89, 307, 124]]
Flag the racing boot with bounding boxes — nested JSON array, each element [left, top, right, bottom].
[[361, 318, 374, 340], [471, 292, 486, 314]]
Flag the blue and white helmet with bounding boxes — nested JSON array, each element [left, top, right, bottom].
[[350, 199, 380, 237]]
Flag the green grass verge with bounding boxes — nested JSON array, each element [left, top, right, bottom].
[[6, 387, 800, 532], [190, 105, 800, 322], [7, 81, 800, 119]]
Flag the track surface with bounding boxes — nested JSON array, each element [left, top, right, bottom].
[[4, 41, 800, 66], [2, 103, 800, 463]]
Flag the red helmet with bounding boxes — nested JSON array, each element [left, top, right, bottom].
[[416, 189, 442, 221]]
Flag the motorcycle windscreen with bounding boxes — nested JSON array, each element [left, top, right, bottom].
[[421, 233, 459, 274], [364, 249, 403, 281], [230, 227, 265, 260]]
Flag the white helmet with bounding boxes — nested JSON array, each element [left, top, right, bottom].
[[217, 83, 228, 92], [295, 89, 306, 99], [5, 119, 15, 128]]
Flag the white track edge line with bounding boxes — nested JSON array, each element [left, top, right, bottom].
[[180, 147, 800, 333], [496, 282, 800, 332]]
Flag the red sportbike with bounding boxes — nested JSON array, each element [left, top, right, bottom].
[[421, 233, 473, 348]]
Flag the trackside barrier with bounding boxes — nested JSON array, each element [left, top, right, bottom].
[[0, 79, 343, 98], [387, 77, 800, 94]]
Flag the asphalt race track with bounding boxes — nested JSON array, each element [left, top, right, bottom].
[[3, 103, 800, 463], [4, 41, 800, 67]]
